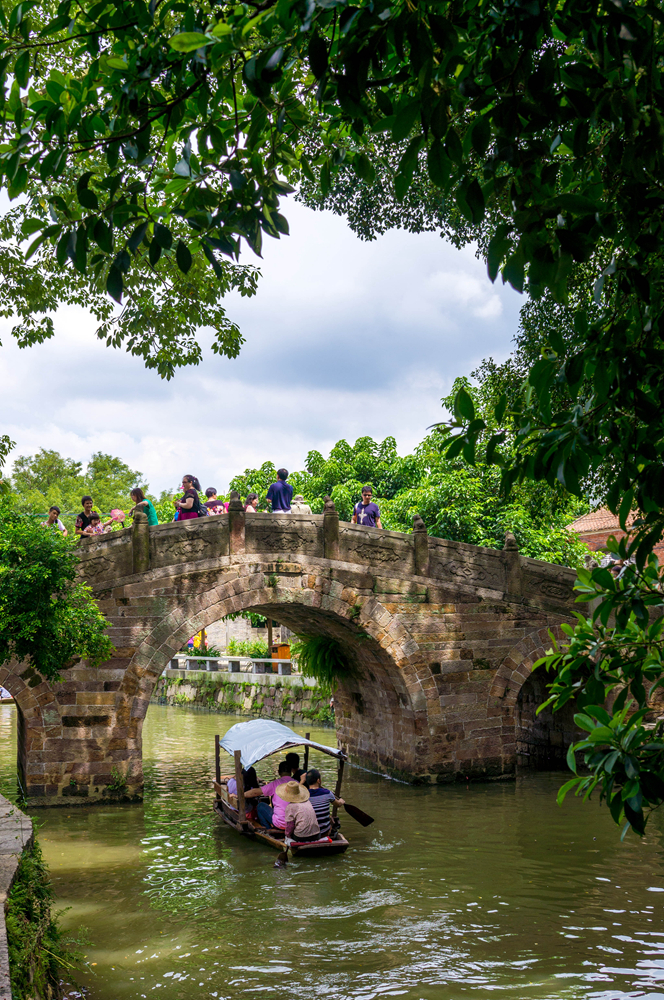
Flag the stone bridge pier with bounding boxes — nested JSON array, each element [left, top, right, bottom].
[[1, 500, 579, 806]]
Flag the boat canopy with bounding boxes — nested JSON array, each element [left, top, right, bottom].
[[219, 719, 346, 768]]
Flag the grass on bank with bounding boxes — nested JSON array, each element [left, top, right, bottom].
[[6, 838, 81, 1000]]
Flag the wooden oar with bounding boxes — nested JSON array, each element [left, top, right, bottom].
[[343, 802, 374, 827]]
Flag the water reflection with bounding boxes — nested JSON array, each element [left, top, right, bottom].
[[1, 703, 664, 999]]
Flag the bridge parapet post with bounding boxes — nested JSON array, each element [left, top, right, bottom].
[[132, 511, 150, 574], [502, 531, 522, 599], [323, 496, 339, 560], [228, 490, 246, 555], [413, 514, 429, 576]]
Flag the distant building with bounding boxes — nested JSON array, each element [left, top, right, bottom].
[[566, 508, 664, 557]]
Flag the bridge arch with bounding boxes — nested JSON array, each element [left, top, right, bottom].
[[489, 626, 579, 769], [124, 574, 428, 779], [0, 660, 61, 798]]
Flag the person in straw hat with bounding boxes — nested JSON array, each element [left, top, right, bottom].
[[290, 494, 312, 514], [276, 780, 321, 843]]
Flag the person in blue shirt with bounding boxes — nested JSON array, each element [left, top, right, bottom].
[[267, 468, 293, 513]]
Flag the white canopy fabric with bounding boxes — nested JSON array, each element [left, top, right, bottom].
[[219, 719, 345, 768]]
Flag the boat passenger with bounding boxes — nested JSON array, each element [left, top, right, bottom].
[[276, 781, 320, 843], [225, 766, 259, 821], [284, 751, 305, 783], [304, 769, 345, 837], [244, 760, 292, 831]]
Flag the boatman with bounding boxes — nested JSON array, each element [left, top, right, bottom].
[[304, 769, 345, 838]]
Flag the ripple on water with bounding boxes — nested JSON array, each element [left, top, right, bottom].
[[1, 706, 664, 1000]]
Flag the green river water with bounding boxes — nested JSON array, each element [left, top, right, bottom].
[[1, 702, 664, 1000]]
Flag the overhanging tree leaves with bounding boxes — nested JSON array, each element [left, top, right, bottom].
[[3, 0, 664, 833]]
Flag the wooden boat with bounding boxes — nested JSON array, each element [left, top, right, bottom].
[[213, 719, 350, 857]]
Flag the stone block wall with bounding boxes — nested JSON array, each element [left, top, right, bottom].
[[152, 669, 334, 726]]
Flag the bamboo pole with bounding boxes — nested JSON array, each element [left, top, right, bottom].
[[303, 733, 310, 775], [332, 759, 344, 817], [215, 735, 221, 795], [234, 749, 246, 826]]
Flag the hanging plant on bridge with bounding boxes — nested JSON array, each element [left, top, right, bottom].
[[0, 497, 114, 681], [290, 635, 357, 693]]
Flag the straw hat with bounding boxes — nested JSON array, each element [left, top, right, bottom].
[[275, 780, 310, 803]]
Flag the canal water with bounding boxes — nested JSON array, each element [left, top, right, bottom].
[[1, 702, 664, 1000]]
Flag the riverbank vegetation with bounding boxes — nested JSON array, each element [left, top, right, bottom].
[[6, 838, 74, 1000]]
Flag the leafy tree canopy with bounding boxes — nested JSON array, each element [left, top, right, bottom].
[[0, 496, 113, 680], [8, 447, 147, 525], [227, 364, 589, 568]]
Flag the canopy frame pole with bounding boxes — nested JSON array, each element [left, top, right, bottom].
[[234, 749, 247, 827], [303, 733, 310, 775], [215, 735, 221, 800], [332, 759, 344, 818]]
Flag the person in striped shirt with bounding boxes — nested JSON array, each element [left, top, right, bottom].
[[304, 769, 344, 837]]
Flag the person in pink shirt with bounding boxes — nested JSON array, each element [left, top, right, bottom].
[[244, 760, 292, 830]]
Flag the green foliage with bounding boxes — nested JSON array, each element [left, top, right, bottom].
[[537, 544, 664, 837], [223, 610, 267, 628], [182, 644, 222, 657], [8, 447, 146, 531], [106, 765, 127, 793], [291, 635, 354, 693], [0, 496, 113, 679], [230, 419, 589, 568], [0, 435, 15, 472], [226, 638, 269, 658], [6, 838, 76, 999]]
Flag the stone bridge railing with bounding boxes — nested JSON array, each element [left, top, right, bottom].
[[77, 497, 577, 614]]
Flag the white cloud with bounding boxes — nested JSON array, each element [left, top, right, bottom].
[[0, 202, 522, 494]]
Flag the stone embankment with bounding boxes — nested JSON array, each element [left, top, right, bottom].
[[0, 795, 33, 999], [153, 668, 334, 727]]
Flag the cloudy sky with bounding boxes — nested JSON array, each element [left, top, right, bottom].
[[0, 200, 523, 495]]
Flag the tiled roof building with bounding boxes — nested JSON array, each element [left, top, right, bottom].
[[566, 508, 664, 556]]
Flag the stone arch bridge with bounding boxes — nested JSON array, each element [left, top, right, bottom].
[[2, 500, 580, 806]]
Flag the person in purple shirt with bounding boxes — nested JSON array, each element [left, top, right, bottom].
[[267, 468, 293, 513], [352, 486, 383, 528]]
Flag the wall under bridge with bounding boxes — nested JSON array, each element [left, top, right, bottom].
[[1, 500, 580, 806]]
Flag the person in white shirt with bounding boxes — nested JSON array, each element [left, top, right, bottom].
[[290, 495, 312, 514], [40, 506, 68, 538]]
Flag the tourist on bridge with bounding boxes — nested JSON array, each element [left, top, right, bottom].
[[129, 487, 158, 525], [204, 488, 226, 515], [304, 769, 345, 837], [244, 492, 259, 512], [75, 495, 100, 537], [266, 469, 293, 513], [40, 505, 68, 537], [82, 513, 110, 535], [352, 486, 382, 529], [175, 475, 203, 520], [291, 494, 312, 514], [244, 760, 292, 831]]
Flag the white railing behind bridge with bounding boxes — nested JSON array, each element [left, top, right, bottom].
[[169, 654, 298, 676]]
